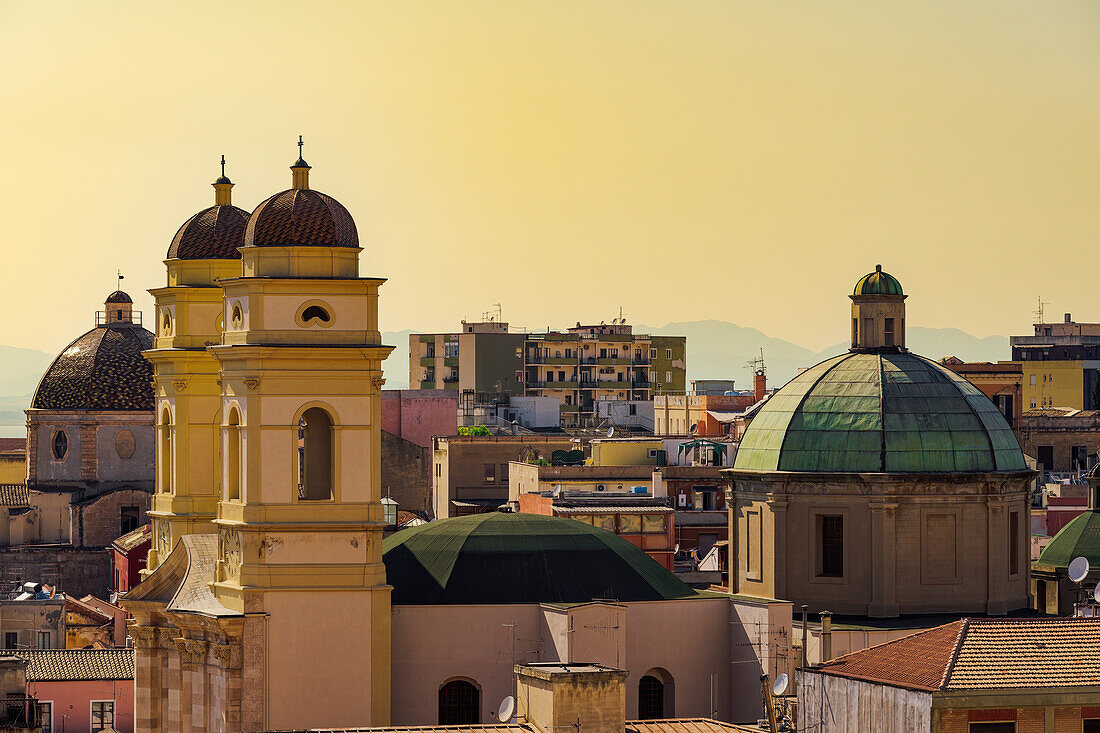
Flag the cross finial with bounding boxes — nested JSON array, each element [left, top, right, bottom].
[[298, 135, 304, 158], [220, 155, 226, 178]]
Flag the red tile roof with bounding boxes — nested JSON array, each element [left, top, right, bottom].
[[816, 617, 1100, 692], [815, 620, 964, 691]]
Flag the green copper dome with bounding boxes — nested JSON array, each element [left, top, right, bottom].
[[854, 265, 904, 296], [382, 512, 695, 605], [1036, 510, 1100, 570], [734, 351, 1026, 473]]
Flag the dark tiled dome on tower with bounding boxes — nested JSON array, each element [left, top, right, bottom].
[[167, 158, 249, 260], [382, 512, 695, 605], [168, 205, 249, 260], [244, 146, 359, 248], [32, 292, 154, 411]]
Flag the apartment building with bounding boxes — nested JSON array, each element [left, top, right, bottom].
[[413, 318, 687, 427], [1011, 313, 1100, 409]]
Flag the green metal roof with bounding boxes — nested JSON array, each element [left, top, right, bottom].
[[853, 265, 904, 296], [733, 351, 1026, 473], [382, 512, 696, 605], [1036, 510, 1100, 570]]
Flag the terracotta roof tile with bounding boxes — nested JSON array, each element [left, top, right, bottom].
[[0, 484, 29, 508], [815, 620, 964, 691], [946, 618, 1100, 690], [32, 324, 154, 411], [268, 719, 756, 733], [12, 649, 133, 681], [168, 204, 249, 260], [245, 188, 358, 248], [816, 617, 1100, 692], [0, 438, 26, 452]]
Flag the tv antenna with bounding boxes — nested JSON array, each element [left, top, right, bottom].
[[746, 348, 767, 377], [1034, 296, 1048, 326]]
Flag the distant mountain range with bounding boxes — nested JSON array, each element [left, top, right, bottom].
[[638, 320, 1011, 390], [0, 324, 1009, 414]]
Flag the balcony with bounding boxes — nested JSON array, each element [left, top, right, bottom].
[[443, 357, 460, 367], [0, 698, 41, 729], [528, 381, 579, 389], [443, 375, 460, 383], [419, 357, 436, 366]]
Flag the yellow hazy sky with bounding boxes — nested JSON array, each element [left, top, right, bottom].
[[1, 1, 1097, 356]]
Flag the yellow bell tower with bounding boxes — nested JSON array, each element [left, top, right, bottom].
[[208, 140, 393, 730], [144, 158, 249, 574]]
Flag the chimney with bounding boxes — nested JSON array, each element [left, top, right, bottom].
[[819, 611, 833, 664], [515, 663, 628, 733], [1066, 313, 1073, 324], [754, 370, 767, 403]]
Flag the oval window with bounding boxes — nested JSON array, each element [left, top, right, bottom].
[[301, 306, 331, 324], [162, 312, 172, 335], [231, 304, 243, 328], [52, 431, 68, 460]]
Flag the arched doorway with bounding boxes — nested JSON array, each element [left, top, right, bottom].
[[638, 668, 674, 719], [438, 679, 480, 724], [297, 407, 334, 500]]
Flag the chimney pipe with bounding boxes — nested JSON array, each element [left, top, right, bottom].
[[1066, 313, 1072, 324], [754, 371, 767, 403], [820, 611, 833, 664]]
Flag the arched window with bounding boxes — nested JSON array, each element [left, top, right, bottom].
[[226, 407, 242, 501], [638, 669, 674, 720], [297, 407, 333, 501], [438, 679, 480, 725], [301, 305, 330, 323], [158, 408, 172, 493], [51, 430, 68, 460]]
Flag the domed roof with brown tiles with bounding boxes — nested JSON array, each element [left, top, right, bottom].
[[32, 323, 154, 412], [244, 188, 359, 248], [104, 290, 132, 304], [167, 204, 249, 260]]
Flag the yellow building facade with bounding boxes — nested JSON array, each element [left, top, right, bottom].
[[124, 150, 393, 732], [1020, 360, 1091, 410]]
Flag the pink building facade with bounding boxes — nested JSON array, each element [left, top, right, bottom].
[[381, 389, 457, 448], [15, 649, 134, 733]]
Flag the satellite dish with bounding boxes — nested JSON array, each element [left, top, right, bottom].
[[1093, 584, 1100, 603], [1070, 556, 1090, 583], [607, 427, 616, 438], [497, 696, 515, 722], [772, 673, 789, 696]]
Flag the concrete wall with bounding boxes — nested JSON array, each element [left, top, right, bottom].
[[381, 431, 431, 513], [798, 672, 931, 733], [28, 413, 154, 490], [28, 678, 135, 733], [0, 599, 65, 651], [381, 390, 457, 449], [0, 546, 110, 599], [433, 436, 574, 519], [390, 595, 789, 726]]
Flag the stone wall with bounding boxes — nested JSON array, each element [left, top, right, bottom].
[[74, 487, 152, 548], [381, 431, 431, 514], [0, 546, 110, 599]]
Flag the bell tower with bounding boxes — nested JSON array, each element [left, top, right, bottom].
[[850, 264, 906, 351], [144, 159, 249, 574], [208, 142, 393, 729]]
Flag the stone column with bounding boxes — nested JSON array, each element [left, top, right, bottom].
[[129, 625, 164, 733], [175, 636, 208, 733], [771, 497, 789, 601], [987, 494, 1009, 615], [869, 500, 899, 617]]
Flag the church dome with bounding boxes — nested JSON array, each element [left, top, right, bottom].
[[168, 204, 249, 260], [105, 290, 132, 304], [244, 188, 358, 249], [734, 351, 1026, 473], [382, 512, 695, 605], [854, 265, 904, 296], [1036, 510, 1100, 570], [32, 320, 154, 412]]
